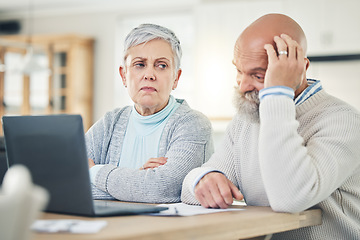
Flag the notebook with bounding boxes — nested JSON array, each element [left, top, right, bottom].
[[2, 114, 167, 217]]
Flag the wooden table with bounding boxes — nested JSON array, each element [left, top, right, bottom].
[[32, 205, 321, 240]]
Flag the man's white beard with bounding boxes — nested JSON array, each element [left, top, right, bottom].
[[233, 88, 260, 123]]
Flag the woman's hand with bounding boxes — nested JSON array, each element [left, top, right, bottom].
[[88, 158, 95, 169], [140, 157, 168, 170]]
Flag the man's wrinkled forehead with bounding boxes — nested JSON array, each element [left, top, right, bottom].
[[233, 37, 269, 68]]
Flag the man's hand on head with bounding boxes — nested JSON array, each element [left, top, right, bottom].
[[194, 172, 243, 209], [263, 34, 307, 91]]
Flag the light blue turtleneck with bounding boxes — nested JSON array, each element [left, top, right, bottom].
[[89, 95, 180, 183], [118, 95, 180, 169]]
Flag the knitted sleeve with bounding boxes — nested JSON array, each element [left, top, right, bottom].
[[92, 108, 214, 203], [259, 95, 360, 213], [181, 116, 239, 205]]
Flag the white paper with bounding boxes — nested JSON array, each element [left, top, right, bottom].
[[152, 202, 245, 216], [31, 220, 107, 234]]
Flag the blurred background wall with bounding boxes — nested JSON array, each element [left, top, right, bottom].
[[1, 0, 359, 148]]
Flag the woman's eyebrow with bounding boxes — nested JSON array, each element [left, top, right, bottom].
[[155, 57, 171, 62], [132, 57, 146, 61]]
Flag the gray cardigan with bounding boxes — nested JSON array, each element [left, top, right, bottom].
[[85, 99, 214, 203]]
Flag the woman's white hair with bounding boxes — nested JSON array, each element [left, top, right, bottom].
[[123, 23, 182, 72]]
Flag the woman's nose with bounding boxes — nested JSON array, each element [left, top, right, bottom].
[[144, 68, 156, 81]]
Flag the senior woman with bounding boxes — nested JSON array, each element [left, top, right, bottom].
[[86, 23, 213, 203]]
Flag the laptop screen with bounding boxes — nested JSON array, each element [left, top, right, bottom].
[[2, 115, 95, 215], [0, 137, 7, 185]]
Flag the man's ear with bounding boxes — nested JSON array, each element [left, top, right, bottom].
[[119, 66, 127, 87], [305, 58, 310, 71]]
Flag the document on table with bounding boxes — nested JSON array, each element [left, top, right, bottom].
[[153, 202, 245, 216], [31, 219, 107, 234]]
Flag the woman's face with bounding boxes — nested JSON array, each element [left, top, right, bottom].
[[120, 39, 181, 116]]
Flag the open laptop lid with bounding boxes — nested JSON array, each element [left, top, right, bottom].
[[2, 115, 95, 216], [0, 137, 7, 185]]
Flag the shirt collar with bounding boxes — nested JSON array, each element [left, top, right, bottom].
[[294, 79, 322, 106]]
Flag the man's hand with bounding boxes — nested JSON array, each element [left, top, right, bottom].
[[264, 34, 307, 91], [195, 172, 243, 209], [88, 158, 95, 169], [140, 157, 168, 170]]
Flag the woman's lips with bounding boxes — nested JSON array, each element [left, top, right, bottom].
[[140, 87, 157, 92]]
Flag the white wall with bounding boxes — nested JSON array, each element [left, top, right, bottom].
[[1, 0, 360, 141]]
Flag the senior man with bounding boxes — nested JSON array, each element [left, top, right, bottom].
[[181, 13, 360, 239]]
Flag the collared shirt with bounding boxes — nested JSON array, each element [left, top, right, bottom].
[[259, 79, 322, 105]]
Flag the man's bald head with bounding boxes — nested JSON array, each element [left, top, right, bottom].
[[232, 14, 309, 120], [236, 14, 307, 56]]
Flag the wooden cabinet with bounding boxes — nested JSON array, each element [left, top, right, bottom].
[[0, 34, 94, 135]]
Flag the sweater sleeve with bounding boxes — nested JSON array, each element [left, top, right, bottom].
[[93, 110, 214, 203], [259, 95, 360, 213], [181, 116, 239, 205]]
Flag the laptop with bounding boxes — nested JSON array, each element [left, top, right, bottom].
[[0, 136, 7, 185], [2, 114, 167, 217]]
